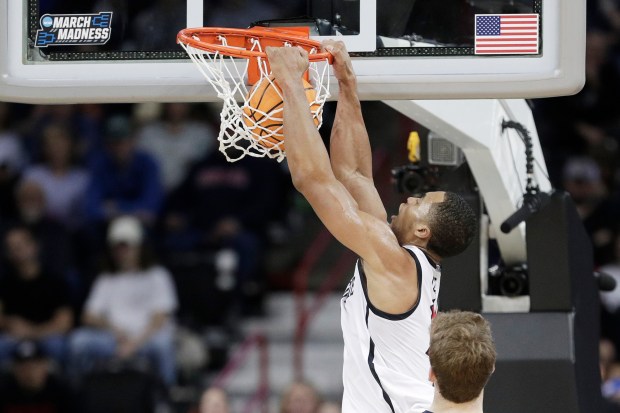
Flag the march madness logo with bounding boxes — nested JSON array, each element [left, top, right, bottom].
[[35, 12, 112, 47]]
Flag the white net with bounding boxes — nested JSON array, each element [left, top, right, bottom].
[[180, 33, 331, 162]]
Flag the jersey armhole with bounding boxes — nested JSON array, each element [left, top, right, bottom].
[[359, 248, 423, 321]]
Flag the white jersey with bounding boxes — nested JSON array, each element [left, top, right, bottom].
[[341, 245, 441, 413]]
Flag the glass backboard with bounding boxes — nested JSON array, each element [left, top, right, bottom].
[[0, 0, 585, 103]]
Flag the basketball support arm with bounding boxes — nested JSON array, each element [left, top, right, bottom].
[[382, 99, 552, 265]]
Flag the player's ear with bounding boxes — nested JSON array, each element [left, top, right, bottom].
[[428, 368, 436, 383], [414, 223, 431, 240]]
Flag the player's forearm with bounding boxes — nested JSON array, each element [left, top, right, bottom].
[[280, 77, 334, 190], [330, 77, 373, 181]]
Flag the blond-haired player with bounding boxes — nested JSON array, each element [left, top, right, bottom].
[[423, 311, 496, 413]]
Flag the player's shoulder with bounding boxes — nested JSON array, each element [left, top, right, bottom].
[[403, 244, 440, 269], [358, 224, 412, 270], [379, 243, 419, 277], [362, 244, 420, 296]]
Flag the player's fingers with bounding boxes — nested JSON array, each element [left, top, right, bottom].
[[323, 39, 342, 49], [321, 40, 347, 59], [334, 40, 347, 53], [295, 47, 309, 67], [321, 39, 336, 52], [296, 46, 308, 58], [265, 46, 277, 58]]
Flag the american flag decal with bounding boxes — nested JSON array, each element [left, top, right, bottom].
[[475, 14, 539, 55]]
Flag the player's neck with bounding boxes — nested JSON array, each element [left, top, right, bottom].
[[430, 389, 484, 413], [393, 223, 437, 262], [418, 246, 441, 265], [403, 240, 441, 264]]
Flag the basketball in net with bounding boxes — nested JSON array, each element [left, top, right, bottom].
[[177, 26, 332, 162], [242, 77, 321, 150]]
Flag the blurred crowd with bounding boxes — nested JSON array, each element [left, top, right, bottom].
[[197, 381, 340, 413], [3, 0, 620, 411], [0, 101, 300, 412]]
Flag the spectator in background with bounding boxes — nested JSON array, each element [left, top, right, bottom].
[[602, 341, 620, 408], [563, 157, 620, 265], [0, 339, 76, 413], [17, 105, 76, 162], [74, 104, 108, 165], [15, 104, 108, 168], [600, 232, 620, 311], [24, 122, 90, 230], [318, 402, 341, 413], [199, 387, 230, 413], [0, 104, 25, 222], [4, 179, 76, 279], [0, 226, 74, 367], [601, 338, 617, 385], [0, 154, 21, 223], [162, 151, 289, 314], [279, 381, 321, 413], [70, 216, 178, 385], [0, 103, 26, 169], [600, 232, 620, 355], [19, 121, 95, 282], [84, 115, 162, 231], [138, 103, 215, 193]]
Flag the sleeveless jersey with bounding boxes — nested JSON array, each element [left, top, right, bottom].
[[341, 245, 441, 413]]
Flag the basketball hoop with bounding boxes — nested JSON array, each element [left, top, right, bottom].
[[177, 27, 333, 162]]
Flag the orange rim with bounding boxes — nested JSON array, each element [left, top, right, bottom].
[[177, 27, 333, 63]]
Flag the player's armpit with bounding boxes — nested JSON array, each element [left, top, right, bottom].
[[298, 175, 419, 312], [297, 174, 410, 274]]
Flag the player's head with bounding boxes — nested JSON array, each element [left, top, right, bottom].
[[390, 191, 477, 258], [428, 311, 496, 404]]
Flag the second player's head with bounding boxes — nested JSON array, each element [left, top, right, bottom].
[[390, 191, 477, 258], [428, 311, 496, 404]]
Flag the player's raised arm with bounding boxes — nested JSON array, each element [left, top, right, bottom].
[[323, 40, 387, 222], [265, 46, 410, 276]]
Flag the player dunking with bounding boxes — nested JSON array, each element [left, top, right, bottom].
[[266, 42, 477, 413]]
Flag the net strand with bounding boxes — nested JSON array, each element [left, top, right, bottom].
[[179, 33, 330, 162]]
